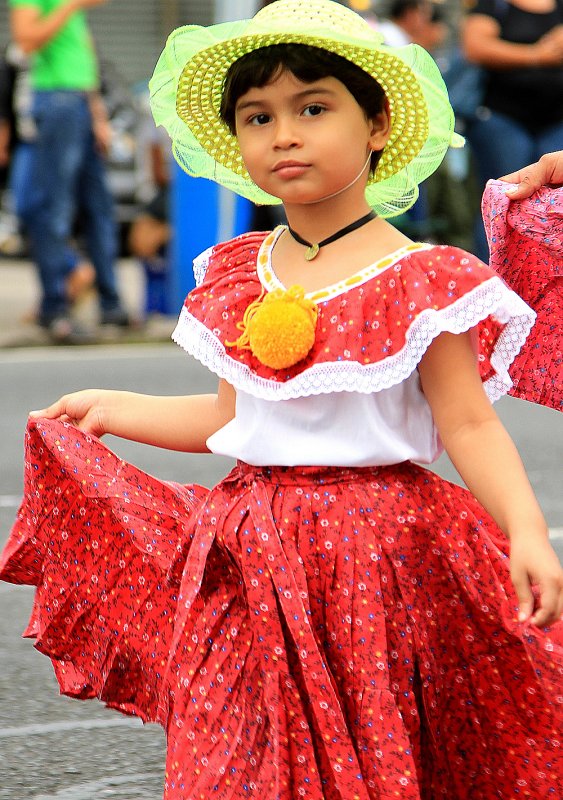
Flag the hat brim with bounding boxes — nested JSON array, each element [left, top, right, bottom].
[[150, 21, 457, 217]]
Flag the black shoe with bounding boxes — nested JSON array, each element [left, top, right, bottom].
[[45, 316, 94, 345], [100, 308, 132, 327]]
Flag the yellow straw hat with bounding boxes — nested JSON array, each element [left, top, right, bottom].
[[149, 0, 461, 217]]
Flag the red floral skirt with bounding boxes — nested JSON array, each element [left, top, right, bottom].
[[1, 419, 562, 800]]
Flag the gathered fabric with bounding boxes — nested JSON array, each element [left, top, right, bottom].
[[1, 419, 561, 799], [483, 181, 563, 411]]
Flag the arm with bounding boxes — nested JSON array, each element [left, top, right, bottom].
[[418, 331, 563, 626], [0, 119, 10, 167], [499, 150, 563, 198], [461, 13, 563, 69], [88, 90, 112, 154], [11, 0, 108, 55], [29, 379, 237, 454]]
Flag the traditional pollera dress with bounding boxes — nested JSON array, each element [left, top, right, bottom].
[[483, 180, 563, 411], [1, 229, 562, 800]]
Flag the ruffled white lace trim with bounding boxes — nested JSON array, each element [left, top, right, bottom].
[[193, 245, 215, 287], [172, 277, 535, 402]]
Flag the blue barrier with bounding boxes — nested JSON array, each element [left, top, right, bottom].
[[168, 162, 252, 310]]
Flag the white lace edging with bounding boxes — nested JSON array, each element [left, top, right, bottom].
[[172, 277, 535, 402], [192, 246, 215, 287]]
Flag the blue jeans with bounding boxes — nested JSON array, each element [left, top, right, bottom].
[[11, 141, 85, 278], [21, 91, 121, 324], [9, 141, 38, 220], [467, 110, 563, 261]]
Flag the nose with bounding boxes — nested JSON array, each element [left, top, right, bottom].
[[272, 115, 301, 150]]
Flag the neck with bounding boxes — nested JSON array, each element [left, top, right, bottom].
[[284, 194, 372, 245], [287, 209, 376, 260]]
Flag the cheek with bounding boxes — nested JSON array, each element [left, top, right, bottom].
[[240, 147, 264, 186], [237, 135, 264, 175], [240, 155, 263, 186]]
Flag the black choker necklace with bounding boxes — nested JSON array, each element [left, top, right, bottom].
[[287, 210, 376, 261]]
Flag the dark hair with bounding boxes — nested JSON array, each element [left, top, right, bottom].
[[389, 0, 428, 19], [220, 44, 386, 173]]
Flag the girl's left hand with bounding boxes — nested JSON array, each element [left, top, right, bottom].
[[29, 388, 118, 438], [510, 535, 563, 627]]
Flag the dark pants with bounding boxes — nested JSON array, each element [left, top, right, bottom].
[[22, 91, 121, 324]]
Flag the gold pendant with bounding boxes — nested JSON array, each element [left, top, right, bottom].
[[305, 243, 320, 261]]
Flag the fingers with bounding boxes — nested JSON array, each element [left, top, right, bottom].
[[512, 562, 563, 627], [498, 151, 563, 199], [28, 390, 109, 438], [530, 574, 563, 627], [512, 566, 536, 622], [29, 396, 70, 420], [501, 174, 540, 201], [498, 168, 522, 184]]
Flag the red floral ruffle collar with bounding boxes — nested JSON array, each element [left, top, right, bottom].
[[172, 230, 534, 402]]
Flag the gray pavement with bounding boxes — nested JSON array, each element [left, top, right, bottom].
[[0, 257, 176, 349]]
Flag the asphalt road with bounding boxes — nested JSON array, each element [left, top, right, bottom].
[[0, 343, 561, 799]]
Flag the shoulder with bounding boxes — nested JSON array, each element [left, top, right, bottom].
[[192, 230, 271, 288], [396, 242, 495, 292]]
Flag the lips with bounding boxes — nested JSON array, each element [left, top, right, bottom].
[[272, 160, 310, 178]]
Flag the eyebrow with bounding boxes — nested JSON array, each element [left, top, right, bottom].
[[235, 86, 336, 113]]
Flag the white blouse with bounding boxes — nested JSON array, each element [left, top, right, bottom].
[[206, 371, 442, 467]]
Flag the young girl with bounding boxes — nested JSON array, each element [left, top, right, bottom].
[[1, 1, 562, 798]]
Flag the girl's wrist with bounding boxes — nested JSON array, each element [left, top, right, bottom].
[[98, 389, 128, 436], [506, 519, 550, 542]]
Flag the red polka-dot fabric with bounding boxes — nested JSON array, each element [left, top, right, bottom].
[[1, 420, 562, 799], [483, 180, 563, 411]]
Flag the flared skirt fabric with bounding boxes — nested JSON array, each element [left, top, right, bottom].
[[482, 182, 563, 411], [1, 419, 562, 800]]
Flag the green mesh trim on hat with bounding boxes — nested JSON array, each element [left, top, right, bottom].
[[149, 0, 461, 218]]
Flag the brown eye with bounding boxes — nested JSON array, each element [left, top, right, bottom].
[[250, 113, 271, 126], [303, 104, 325, 117]]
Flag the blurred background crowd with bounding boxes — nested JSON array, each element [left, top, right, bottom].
[[0, 0, 562, 342]]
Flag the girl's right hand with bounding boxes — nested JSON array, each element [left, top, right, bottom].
[[29, 389, 119, 438]]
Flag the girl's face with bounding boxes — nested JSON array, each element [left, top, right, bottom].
[[234, 69, 390, 208]]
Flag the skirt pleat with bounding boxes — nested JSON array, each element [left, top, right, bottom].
[[1, 418, 561, 799]]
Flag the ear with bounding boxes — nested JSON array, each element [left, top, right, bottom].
[[368, 98, 392, 151]]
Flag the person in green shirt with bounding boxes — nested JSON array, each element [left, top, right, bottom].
[[10, 0, 130, 342]]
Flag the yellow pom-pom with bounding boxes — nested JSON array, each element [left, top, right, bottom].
[[227, 285, 318, 369]]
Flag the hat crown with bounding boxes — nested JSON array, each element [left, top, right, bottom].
[[251, 0, 375, 41]]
